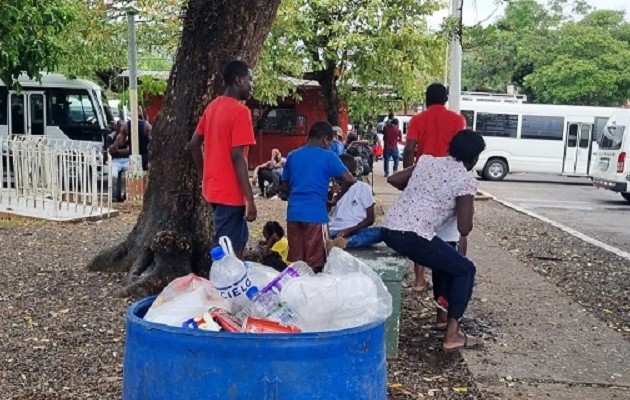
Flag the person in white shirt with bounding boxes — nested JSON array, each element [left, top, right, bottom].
[[329, 154, 382, 247], [383, 130, 485, 351]]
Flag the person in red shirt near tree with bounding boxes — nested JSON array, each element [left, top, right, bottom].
[[382, 118, 403, 177], [190, 60, 257, 257], [403, 83, 466, 292]]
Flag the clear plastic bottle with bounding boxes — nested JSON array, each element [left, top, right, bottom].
[[260, 266, 300, 294], [236, 286, 298, 326], [209, 246, 252, 312]]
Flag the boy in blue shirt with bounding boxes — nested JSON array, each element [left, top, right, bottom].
[[282, 121, 356, 273]]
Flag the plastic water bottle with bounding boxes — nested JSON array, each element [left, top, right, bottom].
[[260, 266, 300, 295], [236, 286, 298, 325], [209, 246, 252, 312]]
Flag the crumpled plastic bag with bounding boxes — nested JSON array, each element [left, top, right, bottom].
[[323, 247, 393, 321], [280, 272, 379, 332], [244, 262, 280, 290], [144, 274, 228, 327]]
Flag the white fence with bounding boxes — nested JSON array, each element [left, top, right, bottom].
[[0, 135, 114, 221]]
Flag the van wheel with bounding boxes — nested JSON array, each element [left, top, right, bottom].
[[622, 193, 630, 203], [483, 159, 508, 181]]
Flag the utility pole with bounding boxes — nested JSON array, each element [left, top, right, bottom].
[[127, 7, 142, 174], [448, 0, 463, 113]]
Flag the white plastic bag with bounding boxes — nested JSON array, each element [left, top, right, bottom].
[[323, 247, 393, 321], [244, 262, 280, 290], [280, 273, 379, 332], [144, 274, 228, 327]]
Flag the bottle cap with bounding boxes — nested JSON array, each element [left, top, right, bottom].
[[246, 286, 259, 299], [210, 246, 226, 261]]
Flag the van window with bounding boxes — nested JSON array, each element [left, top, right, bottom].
[[593, 117, 609, 142], [97, 90, 114, 125], [521, 115, 564, 140], [46, 89, 98, 126], [475, 113, 518, 137], [598, 124, 625, 150]]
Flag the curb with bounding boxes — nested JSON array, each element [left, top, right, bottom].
[[485, 192, 630, 262], [475, 190, 495, 201]]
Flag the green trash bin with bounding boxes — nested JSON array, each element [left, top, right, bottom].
[[349, 246, 409, 359]]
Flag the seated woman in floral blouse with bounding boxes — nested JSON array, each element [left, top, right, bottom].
[[382, 129, 486, 351]]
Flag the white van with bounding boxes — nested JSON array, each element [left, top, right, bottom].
[[0, 73, 114, 150], [591, 109, 630, 203]]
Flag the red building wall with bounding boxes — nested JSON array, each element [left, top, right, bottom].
[[248, 87, 349, 166], [143, 86, 349, 167]]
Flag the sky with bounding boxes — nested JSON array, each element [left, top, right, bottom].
[[428, 0, 630, 28]]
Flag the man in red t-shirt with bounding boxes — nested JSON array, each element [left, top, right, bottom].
[[402, 83, 467, 293], [382, 118, 402, 177], [403, 83, 466, 167], [190, 60, 257, 255]]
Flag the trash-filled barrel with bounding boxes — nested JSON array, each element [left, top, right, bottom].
[[123, 296, 387, 400]]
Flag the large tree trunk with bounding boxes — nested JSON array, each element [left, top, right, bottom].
[[308, 65, 341, 127], [88, 0, 281, 298]]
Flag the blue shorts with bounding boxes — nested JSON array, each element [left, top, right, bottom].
[[212, 204, 249, 254]]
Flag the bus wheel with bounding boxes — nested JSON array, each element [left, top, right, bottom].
[[622, 193, 630, 203], [483, 158, 508, 181]]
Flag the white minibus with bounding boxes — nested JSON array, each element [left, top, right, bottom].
[[0, 73, 114, 150], [460, 94, 618, 180], [590, 109, 630, 203]]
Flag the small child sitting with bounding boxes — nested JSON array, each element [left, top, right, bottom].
[[259, 221, 289, 272], [328, 154, 382, 248]]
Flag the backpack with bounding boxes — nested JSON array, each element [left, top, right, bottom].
[[346, 142, 374, 176]]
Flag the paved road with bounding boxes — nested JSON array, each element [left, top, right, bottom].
[[479, 173, 630, 251]]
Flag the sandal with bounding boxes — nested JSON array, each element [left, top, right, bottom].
[[442, 334, 484, 352]]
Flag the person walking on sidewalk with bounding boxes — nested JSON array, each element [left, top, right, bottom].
[[190, 60, 257, 257], [404, 83, 467, 292], [281, 121, 356, 273], [383, 130, 485, 351], [383, 118, 402, 177]]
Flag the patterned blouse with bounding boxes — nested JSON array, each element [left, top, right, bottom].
[[383, 156, 478, 240]]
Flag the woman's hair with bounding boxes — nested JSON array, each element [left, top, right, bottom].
[[263, 221, 285, 238], [449, 129, 486, 164]]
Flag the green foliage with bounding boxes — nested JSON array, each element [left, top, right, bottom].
[[255, 0, 446, 117], [463, 0, 630, 106], [0, 0, 76, 86], [0, 0, 180, 89]]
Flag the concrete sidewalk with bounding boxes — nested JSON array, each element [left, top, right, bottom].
[[466, 233, 630, 399], [370, 168, 630, 399]]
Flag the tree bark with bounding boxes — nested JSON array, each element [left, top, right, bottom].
[[87, 0, 281, 298], [307, 64, 340, 127]]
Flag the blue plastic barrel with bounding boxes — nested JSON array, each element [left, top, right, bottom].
[[123, 296, 387, 400]]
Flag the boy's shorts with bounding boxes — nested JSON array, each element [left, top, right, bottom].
[[287, 222, 326, 269], [212, 204, 248, 254]]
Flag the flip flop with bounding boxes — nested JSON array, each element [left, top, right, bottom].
[[442, 335, 484, 352]]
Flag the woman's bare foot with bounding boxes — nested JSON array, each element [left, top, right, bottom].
[[442, 318, 483, 351], [412, 263, 427, 292], [435, 308, 448, 330]]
